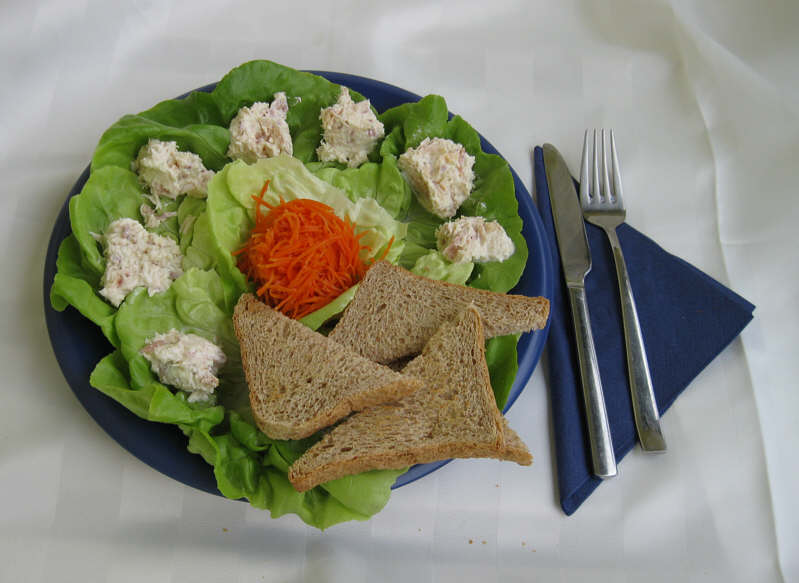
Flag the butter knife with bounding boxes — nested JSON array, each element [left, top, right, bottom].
[[543, 144, 617, 479]]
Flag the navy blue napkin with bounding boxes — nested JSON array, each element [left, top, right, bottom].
[[533, 146, 755, 515]]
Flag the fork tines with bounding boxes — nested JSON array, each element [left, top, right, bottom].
[[579, 129, 624, 208]]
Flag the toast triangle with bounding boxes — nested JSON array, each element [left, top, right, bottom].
[[233, 294, 424, 440], [328, 261, 550, 363], [288, 304, 532, 492]]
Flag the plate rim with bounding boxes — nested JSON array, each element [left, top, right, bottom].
[[43, 70, 554, 497]]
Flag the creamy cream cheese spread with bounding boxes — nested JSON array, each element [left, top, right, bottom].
[[317, 86, 385, 168], [398, 137, 475, 218], [140, 329, 226, 402], [227, 92, 293, 162], [436, 215, 514, 263], [99, 218, 183, 307]]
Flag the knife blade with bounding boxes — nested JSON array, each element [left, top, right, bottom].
[[543, 143, 617, 479]]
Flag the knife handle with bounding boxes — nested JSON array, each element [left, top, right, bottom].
[[568, 285, 617, 479]]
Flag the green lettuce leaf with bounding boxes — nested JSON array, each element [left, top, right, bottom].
[[89, 267, 400, 528], [210, 60, 367, 163], [91, 91, 230, 174], [177, 196, 207, 253], [485, 335, 521, 409], [308, 157, 412, 219], [112, 269, 242, 411], [50, 234, 119, 347], [300, 284, 359, 331], [379, 96, 528, 294], [410, 250, 474, 285], [90, 349, 225, 429], [224, 412, 404, 523], [68, 166, 146, 277]]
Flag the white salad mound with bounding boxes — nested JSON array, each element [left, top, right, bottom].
[[436, 215, 515, 263], [140, 329, 227, 402], [316, 86, 385, 168], [397, 137, 475, 219], [133, 138, 214, 199], [227, 92, 293, 163], [99, 218, 184, 307]]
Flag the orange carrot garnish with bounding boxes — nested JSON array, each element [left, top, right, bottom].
[[234, 181, 391, 319]]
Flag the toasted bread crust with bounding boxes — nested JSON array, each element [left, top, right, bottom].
[[289, 440, 530, 492], [498, 420, 533, 465]]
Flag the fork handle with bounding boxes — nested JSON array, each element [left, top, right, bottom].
[[567, 284, 617, 479], [604, 227, 667, 452]]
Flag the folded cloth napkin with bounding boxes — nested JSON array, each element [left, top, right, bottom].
[[533, 146, 755, 515]]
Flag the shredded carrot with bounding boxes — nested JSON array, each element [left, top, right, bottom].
[[234, 181, 392, 319]]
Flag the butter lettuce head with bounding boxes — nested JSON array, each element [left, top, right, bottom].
[[49, 60, 531, 529]]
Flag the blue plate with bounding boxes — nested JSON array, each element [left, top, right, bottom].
[[43, 72, 554, 496]]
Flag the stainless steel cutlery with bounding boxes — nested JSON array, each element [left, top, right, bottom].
[[544, 143, 617, 479], [580, 129, 666, 453]]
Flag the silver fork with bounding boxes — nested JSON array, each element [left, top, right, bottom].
[[580, 129, 667, 453]]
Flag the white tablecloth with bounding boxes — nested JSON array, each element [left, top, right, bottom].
[[2, 1, 796, 581]]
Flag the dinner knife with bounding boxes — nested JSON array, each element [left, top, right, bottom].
[[543, 144, 617, 479]]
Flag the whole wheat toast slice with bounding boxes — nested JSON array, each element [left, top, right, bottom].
[[233, 294, 424, 440], [328, 261, 550, 363], [288, 304, 532, 492]]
